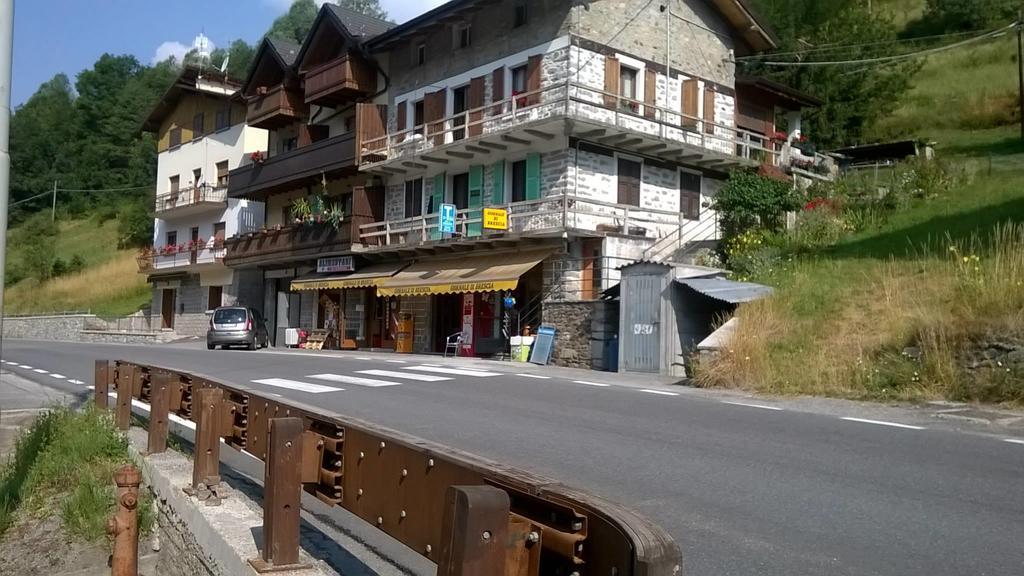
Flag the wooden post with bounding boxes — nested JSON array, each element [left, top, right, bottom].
[[192, 387, 222, 489], [107, 465, 141, 576], [147, 372, 170, 455], [437, 486, 510, 576], [115, 364, 133, 431], [94, 360, 109, 410], [249, 417, 308, 573]]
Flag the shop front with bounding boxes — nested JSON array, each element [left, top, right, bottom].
[[376, 250, 551, 357]]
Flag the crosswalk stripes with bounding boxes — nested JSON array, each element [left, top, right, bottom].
[[307, 373, 403, 388], [251, 378, 344, 394], [404, 366, 502, 377], [354, 369, 451, 382]]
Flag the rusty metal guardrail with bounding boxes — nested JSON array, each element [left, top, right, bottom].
[[94, 359, 682, 575]]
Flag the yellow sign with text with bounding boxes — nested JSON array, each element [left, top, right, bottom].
[[482, 208, 509, 230], [377, 279, 519, 297]]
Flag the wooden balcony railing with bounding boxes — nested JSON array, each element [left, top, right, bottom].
[[222, 220, 356, 268], [303, 55, 376, 106], [359, 81, 780, 169], [154, 185, 227, 215], [227, 133, 356, 199], [246, 85, 305, 129]]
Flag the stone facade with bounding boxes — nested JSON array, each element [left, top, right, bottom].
[[541, 300, 619, 370], [2, 314, 166, 344]]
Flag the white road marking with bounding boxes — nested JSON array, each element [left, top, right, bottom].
[[1003, 438, 1024, 446], [308, 373, 403, 387], [356, 357, 372, 360], [69, 379, 85, 385], [405, 366, 502, 377], [841, 417, 924, 430], [18, 365, 32, 369], [49, 373, 66, 379], [640, 389, 679, 396], [573, 380, 611, 387], [33, 368, 48, 374], [251, 378, 344, 394], [385, 359, 407, 364], [421, 364, 442, 367], [515, 373, 551, 379], [355, 369, 451, 382], [722, 401, 783, 411]]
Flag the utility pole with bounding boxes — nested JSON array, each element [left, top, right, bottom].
[[1018, 10, 1023, 140], [51, 180, 56, 222], [0, 0, 14, 346]]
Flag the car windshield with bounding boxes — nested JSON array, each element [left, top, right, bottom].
[[213, 309, 247, 324]]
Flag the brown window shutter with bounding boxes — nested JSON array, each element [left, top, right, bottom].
[[356, 103, 387, 163], [682, 79, 699, 129], [395, 100, 407, 142], [644, 69, 657, 119], [604, 56, 620, 109], [527, 54, 542, 105], [468, 76, 485, 137], [704, 87, 716, 134], [425, 88, 447, 145], [491, 66, 505, 116]]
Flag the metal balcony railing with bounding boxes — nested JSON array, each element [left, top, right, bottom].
[[137, 240, 226, 273], [154, 185, 227, 214], [359, 81, 780, 169]]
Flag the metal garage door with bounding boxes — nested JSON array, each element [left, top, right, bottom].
[[621, 273, 661, 372]]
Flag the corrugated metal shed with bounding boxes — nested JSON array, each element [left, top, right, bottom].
[[677, 278, 774, 304]]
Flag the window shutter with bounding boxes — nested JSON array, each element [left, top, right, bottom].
[[704, 87, 716, 135], [425, 88, 447, 145], [356, 103, 387, 164], [681, 79, 698, 129], [525, 153, 541, 201], [526, 54, 542, 105], [468, 165, 484, 236], [491, 66, 505, 115], [604, 56, 620, 109], [491, 160, 505, 204], [644, 69, 657, 119], [468, 76, 485, 137], [396, 100, 407, 142]]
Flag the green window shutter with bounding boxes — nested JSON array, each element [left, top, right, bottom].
[[525, 153, 541, 200], [468, 165, 484, 237], [491, 160, 505, 205], [431, 172, 445, 240]]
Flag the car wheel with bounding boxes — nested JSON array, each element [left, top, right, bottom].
[[207, 342, 215, 350], [247, 338, 257, 351]]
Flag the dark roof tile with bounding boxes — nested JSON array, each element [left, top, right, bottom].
[[326, 4, 394, 39], [267, 36, 301, 67]]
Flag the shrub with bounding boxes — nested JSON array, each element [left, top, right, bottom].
[[725, 230, 788, 280], [789, 203, 852, 251], [117, 199, 153, 249], [19, 213, 58, 281], [50, 257, 67, 278], [68, 254, 86, 274], [711, 171, 803, 240]]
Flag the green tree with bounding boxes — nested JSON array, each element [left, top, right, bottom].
[[338, 0, 388, 20], [710, 171, 803, 239], [210, 39, 257, 81], [745, 0, 918, 147], [18, 213, 59, 280], [267, 0, 319, 44], [911, 0, 1017, 34], [117, 196, 154, 249]]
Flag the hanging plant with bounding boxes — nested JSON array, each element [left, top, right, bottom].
[[326, 203, 344, 229]]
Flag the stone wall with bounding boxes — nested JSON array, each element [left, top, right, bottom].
[[542, 300, 618, 371], [2, 314, 164, 344]]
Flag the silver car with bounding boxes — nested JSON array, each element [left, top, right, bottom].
[[207, 307, 270, 350]]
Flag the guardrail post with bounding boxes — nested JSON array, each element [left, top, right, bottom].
[[438, 486, 510, 576], [107, 465, 141, 576], [185, 387, 224, 504], [94, 360, 110, 410], [115, 364, 133, 431], [147, 372, 170, 455], [250, 417, 308, 573]]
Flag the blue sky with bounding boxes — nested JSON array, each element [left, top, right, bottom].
[[12, 0, 447, 107]]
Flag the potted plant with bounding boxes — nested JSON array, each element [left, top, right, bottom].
[[291, 197, 311, 224], [250, 150, 265, 164]]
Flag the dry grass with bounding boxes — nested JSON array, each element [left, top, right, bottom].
[[5, 252, 150, 317], [697, 223, 1024, 404]]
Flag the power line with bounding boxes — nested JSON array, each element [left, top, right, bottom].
[[9, 189, 52, 207], [736, 28, 995, 61], [571, 0, 658, 77], [751, 23, 1016, 67], [55, 184, 152, 193]]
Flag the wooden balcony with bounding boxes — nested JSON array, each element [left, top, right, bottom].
[[303, 55, 376, 106], [227, 133, 356, 200], [223, 221, 356, 268], [247, 85, 305, 129]]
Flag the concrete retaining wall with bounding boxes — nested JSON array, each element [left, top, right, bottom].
[[3, 314, 165, 344]]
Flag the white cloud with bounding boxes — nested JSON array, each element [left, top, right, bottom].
[[151, 41, 190, 65]]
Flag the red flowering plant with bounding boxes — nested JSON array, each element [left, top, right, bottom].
[[769, 130, 789, 143], [512, 90, 528, 108], [250, 150, 265, 164], [803, 197, 840, 213]]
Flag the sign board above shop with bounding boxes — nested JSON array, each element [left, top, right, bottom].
[[483, 208, 508, 231], [317, 256, 355, 274]]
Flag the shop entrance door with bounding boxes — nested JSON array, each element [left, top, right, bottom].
[[374, 296, 399, 349], [161, 289, 176, 329], [434, 293, 463, 353]]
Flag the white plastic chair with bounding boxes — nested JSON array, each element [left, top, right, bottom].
[[444, 331, 463, 357]]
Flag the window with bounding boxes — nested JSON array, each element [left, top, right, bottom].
[[413, 100, 425, 135], [215, 107, 230, 131], [169, 127, 182, 148], [213, 222, 226, 247], [619, 67, 638, 112], [280, 136, 298, 154], [207, 286, 223, 311], [617, 158, 641, 207], [513, 4, 528, 28], [192, 112, 204, 138], [169, 175, 180, 193], [511, 159, 527, 203], [511, 65, 528, 105], [166, 230, 177, 247], [344, 116, 355, 133], [193, 168, 202, 188], [404, 178, 423, 218], [452, 85, 469, 141], [415, 42, 426, 66], [216, 161, 229, 188], [454, 24, 471, 49], [452, 173, 470, 210], [680, 171, 702, 220]]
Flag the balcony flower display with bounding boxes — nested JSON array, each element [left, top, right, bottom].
[[250, 150, 265, 164], [291, 195, 345, 230], [512, 90, 528, 109]]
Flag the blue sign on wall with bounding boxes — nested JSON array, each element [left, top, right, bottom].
[[439, 203, 456, 234]]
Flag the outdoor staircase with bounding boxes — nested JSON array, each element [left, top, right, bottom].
[[641, 216, 720, 264]]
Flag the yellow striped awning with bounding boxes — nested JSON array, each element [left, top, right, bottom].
[[290, 262, 408, 292], [375, 250, 552, 297]]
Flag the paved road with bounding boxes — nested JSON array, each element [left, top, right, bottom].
[[2, 339, 1023, 576]]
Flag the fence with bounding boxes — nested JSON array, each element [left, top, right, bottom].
[[95, 359, 681, 575]]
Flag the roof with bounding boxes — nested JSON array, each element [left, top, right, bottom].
[[142, 66, 241, 133], [267, 37, 300, 67], [242, 36, 301, 96], [736, 75, 823, 109], [677, 277, 774, 304], [325, 4, 395, 39], [367, 0, 777, 52]]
